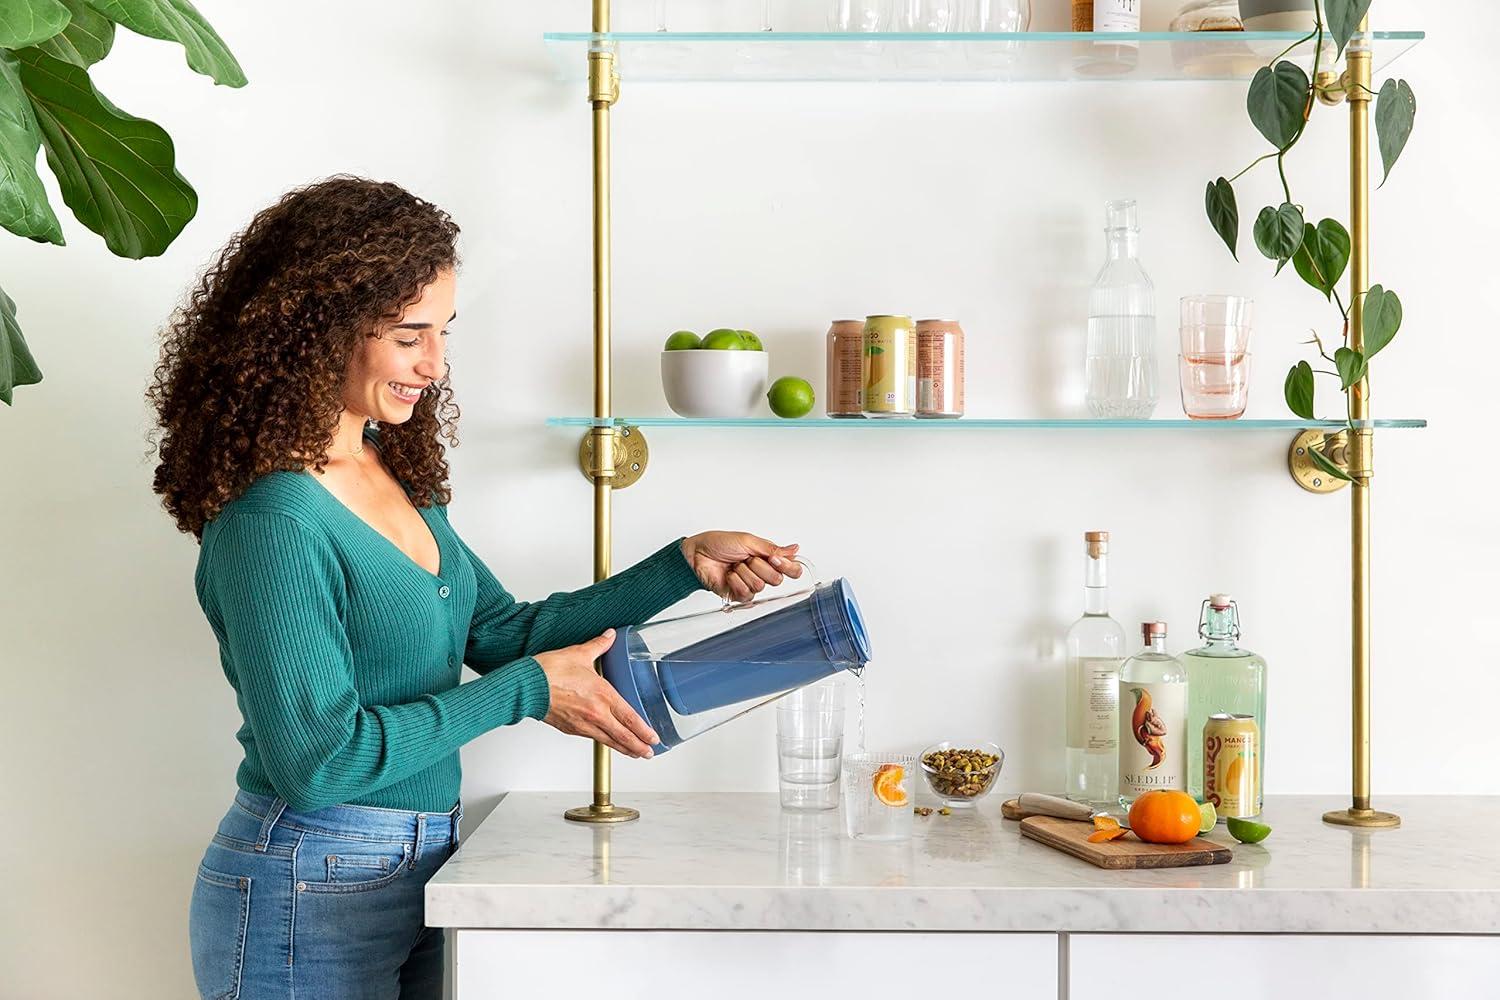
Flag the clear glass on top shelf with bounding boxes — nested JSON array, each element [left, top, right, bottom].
[[540, 30, 1423, 83], [545, 417, 1427, 429]]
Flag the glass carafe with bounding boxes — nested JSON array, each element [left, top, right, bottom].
[[602, 559, 872, 754], [1085, 200, 1158, 419]]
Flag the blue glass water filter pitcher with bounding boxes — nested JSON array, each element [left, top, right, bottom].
[[602, 560, 871, 754]]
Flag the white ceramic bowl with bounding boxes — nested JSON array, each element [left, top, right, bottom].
[[660, 349, 769, 418]]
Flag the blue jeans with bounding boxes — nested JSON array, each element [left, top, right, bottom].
[[188, 790, 461, 999]]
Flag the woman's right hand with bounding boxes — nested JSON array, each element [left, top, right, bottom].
[[535, 629, 660, 759]]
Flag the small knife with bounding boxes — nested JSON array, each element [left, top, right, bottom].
[[1015, 792, 1118, 823]]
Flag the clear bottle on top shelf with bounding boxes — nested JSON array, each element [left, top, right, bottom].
[[1086, 200, 1159, 419], [1184, 594, 1267, 806], [1117, 620, 1186, 808], [1064, 531, 1127, 806]]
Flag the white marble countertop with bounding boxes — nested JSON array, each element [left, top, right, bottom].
[[426, 793, 1500, 934]]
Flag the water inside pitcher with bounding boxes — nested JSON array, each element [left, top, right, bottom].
[[602, 559, 871, 754]]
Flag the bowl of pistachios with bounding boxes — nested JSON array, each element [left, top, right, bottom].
[[918, 741, 1005, 809]]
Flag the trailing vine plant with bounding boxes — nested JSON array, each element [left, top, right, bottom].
[[1203, 0, 1415, 482]]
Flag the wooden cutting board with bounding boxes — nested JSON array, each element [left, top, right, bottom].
[[1018, 815, 1232, 870]]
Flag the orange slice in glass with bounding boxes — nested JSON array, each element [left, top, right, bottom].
[[872, 763, 907, 807]]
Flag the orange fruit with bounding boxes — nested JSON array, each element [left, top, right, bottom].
[[1127, 790, 1201, 845], [872, 763, 908, 807]]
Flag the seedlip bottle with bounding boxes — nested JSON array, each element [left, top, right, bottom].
[[1117, 621, 1187, 808]]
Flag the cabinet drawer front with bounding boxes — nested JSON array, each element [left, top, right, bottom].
[[1071, 935, 1500, 999], [457, 931, 1056, 998]]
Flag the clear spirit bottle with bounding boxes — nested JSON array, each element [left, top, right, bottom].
[[1085, 200, 1158, 419], [1184, 595, 1267, 804], [1064, 531, 1126, 805], [1117, 621, 1187, 808]]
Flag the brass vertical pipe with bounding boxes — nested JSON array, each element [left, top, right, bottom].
[[1325, 11, 1398, 829], [567, 0, 638, 824]]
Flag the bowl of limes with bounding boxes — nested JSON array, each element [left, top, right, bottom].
[[660, 328, 769, 418]]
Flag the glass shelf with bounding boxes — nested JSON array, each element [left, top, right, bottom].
[[548, 417, 1426, 430], [542, 30, 1423, 83]]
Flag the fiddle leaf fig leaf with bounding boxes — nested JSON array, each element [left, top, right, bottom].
[[1205, 177, 1239, 260], [1284, 360, 1316, 420], [1334, 347, 1367, 390], [80, 0, 244, 86], [14, 46, 197, 258], [1292, 219, 1350, 300], [1254, 202, 1305, 274], [1375, 79, 1415, 187], [1326, 0, 1374, 59], [0, 0, 71, 48], [1362, 284, 1401, 359], [0, 283, 43, 405], [1247, 61, 1309, 150], [0, 52, 64, 244], [34, 0, 114, 67]]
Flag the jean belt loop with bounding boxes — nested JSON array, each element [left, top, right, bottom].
[[451, 802, 463, 848], [412, 814, 428, 868], [255, 798, 289, 853]]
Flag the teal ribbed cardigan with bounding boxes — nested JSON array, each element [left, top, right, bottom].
[[195, 469, 702, 813]]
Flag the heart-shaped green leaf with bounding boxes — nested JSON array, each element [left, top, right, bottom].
[[14, 46, 197, 258], [81, 0, 244, 86], [1247, 62, 1309, 150], [0, 283, 43, 405], [1254, 202, 1305, 274], [1375, 79, 1415, 187], [1362, 284, 1401, 359], [1326, 0, 1374, 59], [1205, 177, 1239, 261], [1292, 219, 1350, 300], [0, 53, 63, 244], [1334, 346, 1367, 389], [1284, 360, 1315, 420], [0, 0, 71, 48], [34, 0, 114, 67], [1309, 444, 1354, 483]]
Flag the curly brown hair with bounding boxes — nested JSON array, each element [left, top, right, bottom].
[[147, 176, 462, 539]]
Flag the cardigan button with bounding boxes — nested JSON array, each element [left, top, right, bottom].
[[438, 585, 451, 598]]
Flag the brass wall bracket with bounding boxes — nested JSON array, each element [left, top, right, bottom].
[[588, 49, 620, 106], [1316, 67, 1352, 107], [578, 425, 648, 489], [1289, 428, 1352, 494]]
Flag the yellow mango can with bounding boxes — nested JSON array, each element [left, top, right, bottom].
[[1203, 713, 1261, 820]]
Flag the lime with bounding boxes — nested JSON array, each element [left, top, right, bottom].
[[737, 329, 764, 351], [1226, 816, 1272, 844], [1198, 801, 1217, 834], [664, 330, 701, 351], [701, 329, 745, 351], [768, 376, 815, 418]]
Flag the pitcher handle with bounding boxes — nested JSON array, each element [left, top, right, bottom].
[[721, 556, 818, 610]]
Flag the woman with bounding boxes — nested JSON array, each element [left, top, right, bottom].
[[148, 176, 800, 999]]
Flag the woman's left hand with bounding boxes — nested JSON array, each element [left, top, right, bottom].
[[681, 531, 803, 604]]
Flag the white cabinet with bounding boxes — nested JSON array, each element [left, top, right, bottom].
[[454, 931, 1058, 999], [1069, 935, 1500, 999]]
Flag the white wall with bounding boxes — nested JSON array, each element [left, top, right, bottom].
[[1, 1, 1492, 996]]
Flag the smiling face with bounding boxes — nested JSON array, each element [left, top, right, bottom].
[[341, 268, 456, 425]]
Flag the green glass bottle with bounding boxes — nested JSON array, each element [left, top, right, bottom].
[[1184, 595, 1267, 806]]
